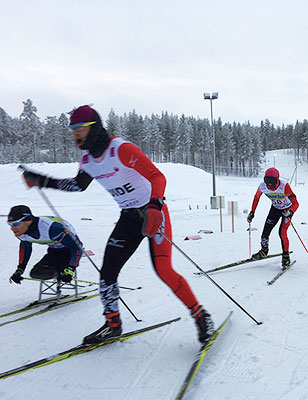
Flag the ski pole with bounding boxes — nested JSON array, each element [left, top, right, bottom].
[[290, 220, 308, 253], [118, 285, 142, 291], [24, 276, 87, 288], [24, 276, 141, 291], [161, 232, 262, 325], [18, 166, 141, 322], [248, 222, 252, 258], [74, 278, 142, 291]]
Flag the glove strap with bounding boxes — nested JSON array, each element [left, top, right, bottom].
[[16, 265, 25, 275], [62, 268, 74, 277]]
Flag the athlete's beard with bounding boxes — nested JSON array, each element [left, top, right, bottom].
[[80, 125, 110, 157]]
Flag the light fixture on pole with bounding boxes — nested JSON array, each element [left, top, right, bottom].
[[203, 92, 218, 197]]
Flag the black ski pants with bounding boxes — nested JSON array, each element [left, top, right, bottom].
[[100, 206, 199, 310], [261, 205, 291, 253], [30, 248, 71, 280]]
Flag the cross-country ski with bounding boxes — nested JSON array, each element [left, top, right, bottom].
[[267, 260, 297, 285], [0, 287, 98, 319], [194, 252, 288, 275], [175, 311, 232, 400], [0, 292, 99, 328], [0, 317, 180, 379]]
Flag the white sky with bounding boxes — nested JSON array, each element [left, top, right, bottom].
[[1, 0, 308, 125]]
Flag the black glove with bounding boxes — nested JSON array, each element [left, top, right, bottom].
[[247, 211, 254, 223], [60, 267, 75, 283], [10, 265, 25, 284], [23, 171, 50, 189], [282, 209, 294, 218]]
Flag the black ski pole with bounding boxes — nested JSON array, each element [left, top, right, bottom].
[[162, 232, 262, 325], [18, 165, 141, 322], [24, 276, 87, 288], [72, 278, 141, 291], [119, 285, 142, 291]]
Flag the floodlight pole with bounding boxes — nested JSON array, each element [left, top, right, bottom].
[[203, 92, 218, 196], [209, 98, 216, 196]]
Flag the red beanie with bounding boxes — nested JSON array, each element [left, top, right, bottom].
[[70, 105, 95, 125]]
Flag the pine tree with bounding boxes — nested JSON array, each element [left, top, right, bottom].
[[58, 113, 71, 162], [0, 107, 19, 163], [20, 99, 43, 163], [106, 109, 120, 136]]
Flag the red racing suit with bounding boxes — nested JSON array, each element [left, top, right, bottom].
[[250, 179, 299, 252]]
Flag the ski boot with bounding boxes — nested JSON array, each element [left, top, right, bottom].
[[281, 252, 291, 270], [251, 246, 268, 260], [191, 305, 215, 343], [83, 312, 122, 345]]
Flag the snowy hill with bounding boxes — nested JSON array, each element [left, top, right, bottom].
[[1, 149, 308, 400]]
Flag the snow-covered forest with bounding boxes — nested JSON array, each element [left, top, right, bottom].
[[1, 99, 308, 177]]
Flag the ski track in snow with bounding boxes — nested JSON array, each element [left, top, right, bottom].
[[2, 150, 308, 399], [121, 321, 179, 400]]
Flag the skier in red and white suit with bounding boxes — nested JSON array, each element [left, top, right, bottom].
[[247, 167, 299, 269], [22, 105, 214, 344]]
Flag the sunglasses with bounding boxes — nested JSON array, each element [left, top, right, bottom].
[[7, 214, 31, 227], [68, 121, 96, 132], [264, 176, 278, 186]]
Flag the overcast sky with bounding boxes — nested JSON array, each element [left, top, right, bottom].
[[1, 0, 308, 126]]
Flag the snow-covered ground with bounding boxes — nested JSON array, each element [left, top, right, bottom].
[[1, 149, 308, 400]]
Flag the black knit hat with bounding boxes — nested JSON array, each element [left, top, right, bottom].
[[8, 205, 33, 222]]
